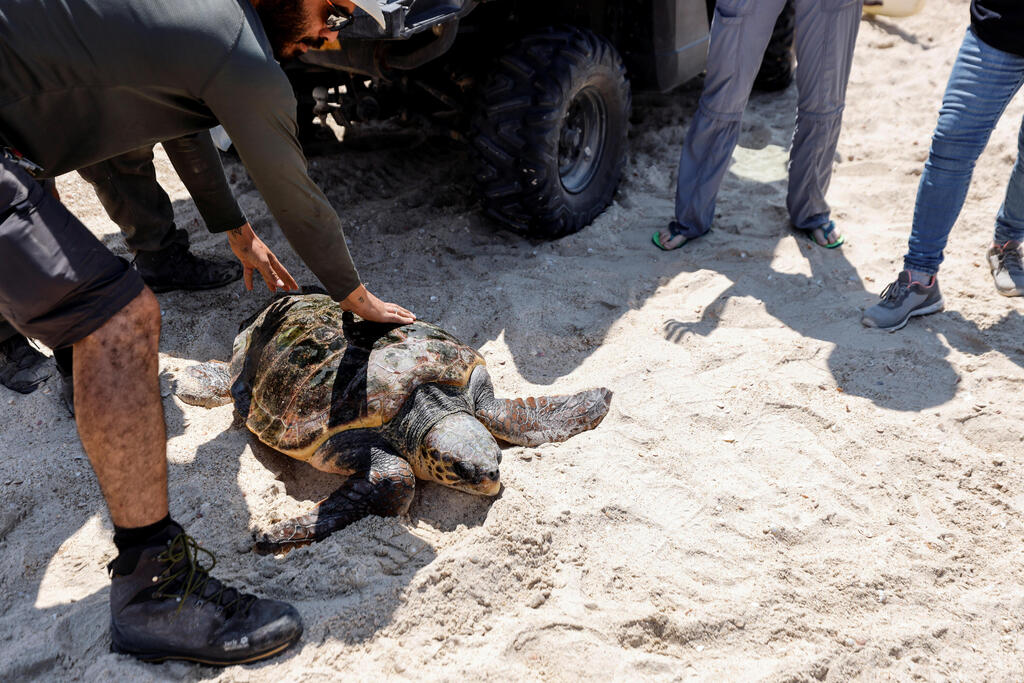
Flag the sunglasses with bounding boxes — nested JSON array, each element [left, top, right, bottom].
[[324, 0, 354, 31]]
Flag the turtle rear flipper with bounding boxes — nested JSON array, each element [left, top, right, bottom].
[[174, 361, 233, 408], [470, 368, 612, 447], [254, 448, 415, 554]]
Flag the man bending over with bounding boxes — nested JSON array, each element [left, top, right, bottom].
[[0, 0, 411, 666]]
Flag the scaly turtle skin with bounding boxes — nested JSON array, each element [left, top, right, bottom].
[[178, 293, 612, 553]]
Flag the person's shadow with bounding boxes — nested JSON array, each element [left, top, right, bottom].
[[653, 90, 1023, 411], [0, 381, 446, 678], [660, 235, 963, 411], [661, 234, 1024, 412]]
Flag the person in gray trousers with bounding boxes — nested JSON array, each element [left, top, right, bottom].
[[653, 0, 863, 251], [0, 131, 245, 397]]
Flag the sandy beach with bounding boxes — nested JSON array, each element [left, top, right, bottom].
[[2, 1, 1023, 679]]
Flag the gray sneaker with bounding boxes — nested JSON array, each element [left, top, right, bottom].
[[987, 240, 1024, 297], [862, 271, 944, 331]]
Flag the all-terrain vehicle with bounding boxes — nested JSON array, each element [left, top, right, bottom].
[[291, 0, 793, 239]]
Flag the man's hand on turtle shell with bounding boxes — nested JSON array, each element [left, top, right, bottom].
[[226, 223, 300, 293], [341, 284, 416, 324]]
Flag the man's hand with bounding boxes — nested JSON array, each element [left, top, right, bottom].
[[226, 223, 299, 293], [340, 284, 416, 324]]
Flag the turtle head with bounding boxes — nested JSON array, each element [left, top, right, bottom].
[[414, 412, 502, 496]]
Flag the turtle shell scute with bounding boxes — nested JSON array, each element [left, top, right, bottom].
[[229, 295, 483, 454], [365, 325, 484, 425]]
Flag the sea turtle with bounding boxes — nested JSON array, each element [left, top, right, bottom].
[[177, 293, 612, 553]]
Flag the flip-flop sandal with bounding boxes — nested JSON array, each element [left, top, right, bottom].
[[798, 220, 844, 249], [652, 221, 706, 251]]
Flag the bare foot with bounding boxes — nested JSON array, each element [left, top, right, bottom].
[[653, 229, 690, 251], [807, 221, 844, 248]]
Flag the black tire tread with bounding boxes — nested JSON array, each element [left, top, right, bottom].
[[471, 27, 631, 239]]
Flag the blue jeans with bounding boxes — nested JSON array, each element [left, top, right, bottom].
[[904, 27, 1024, 275]]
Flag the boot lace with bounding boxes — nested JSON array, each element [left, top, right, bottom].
[[153, 533, 257, 617], [996, 242, 1024, 275]]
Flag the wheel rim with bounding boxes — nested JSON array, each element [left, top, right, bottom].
[[558, 86, 606, 195]]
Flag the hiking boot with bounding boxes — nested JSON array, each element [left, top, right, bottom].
[[861, 271, 944, 331], [134, 243, 242, 294], [109, 530, 303, 665], [0, 334, 51, 394], [987, 240, 1024, 297]]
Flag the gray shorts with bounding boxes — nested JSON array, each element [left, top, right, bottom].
[[0, 156, 144, 349]]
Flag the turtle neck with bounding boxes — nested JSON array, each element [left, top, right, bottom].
[[381, 383, 471, 460]]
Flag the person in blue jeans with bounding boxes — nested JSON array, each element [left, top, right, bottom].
[[862, 1, 1024, 331], [652, 0, 863, 252]]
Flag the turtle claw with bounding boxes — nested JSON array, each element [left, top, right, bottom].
[[254, 468, 415, 554], [253, 517, 322, 555], [253, 503, 356, 554]]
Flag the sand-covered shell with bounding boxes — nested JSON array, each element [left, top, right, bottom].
[[228, 294, 483, 459]]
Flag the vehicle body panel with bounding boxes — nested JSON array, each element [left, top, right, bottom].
[[306, 0, 710, 93]]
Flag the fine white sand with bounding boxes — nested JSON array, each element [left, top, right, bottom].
[[2, 1, 1023, 679]]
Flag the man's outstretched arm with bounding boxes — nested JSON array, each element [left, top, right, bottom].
[[164, 132, 299, 292], [205, 59, 414, 323]]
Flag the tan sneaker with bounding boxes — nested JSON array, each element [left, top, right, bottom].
[[987, 241, 1024, 297]]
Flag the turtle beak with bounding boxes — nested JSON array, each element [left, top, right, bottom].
[[451, 459, 501, 496], [473, 476, 501, 496], [349, 0, 387, 30], [452, 478, 501, 497]]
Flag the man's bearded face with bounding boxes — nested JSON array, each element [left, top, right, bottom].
[[255, 0, 320, 59]]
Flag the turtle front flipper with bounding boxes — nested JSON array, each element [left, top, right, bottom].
[[254, 447, 415, 554], [174, 361, 233, 408], [469, 367, 612, 447]]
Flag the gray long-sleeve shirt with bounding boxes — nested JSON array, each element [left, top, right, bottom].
[[0, 0, 360, 299], [162, 132, 247, 234]]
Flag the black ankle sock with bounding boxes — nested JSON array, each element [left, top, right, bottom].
[[53, 346, 73, 377], [111, 515, 180, 575]]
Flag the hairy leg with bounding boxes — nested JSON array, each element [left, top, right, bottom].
[[74, 288, 168, 528]]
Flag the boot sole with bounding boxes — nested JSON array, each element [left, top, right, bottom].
[[877, 297, 945, 332], [111, 631, 300, 667]]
